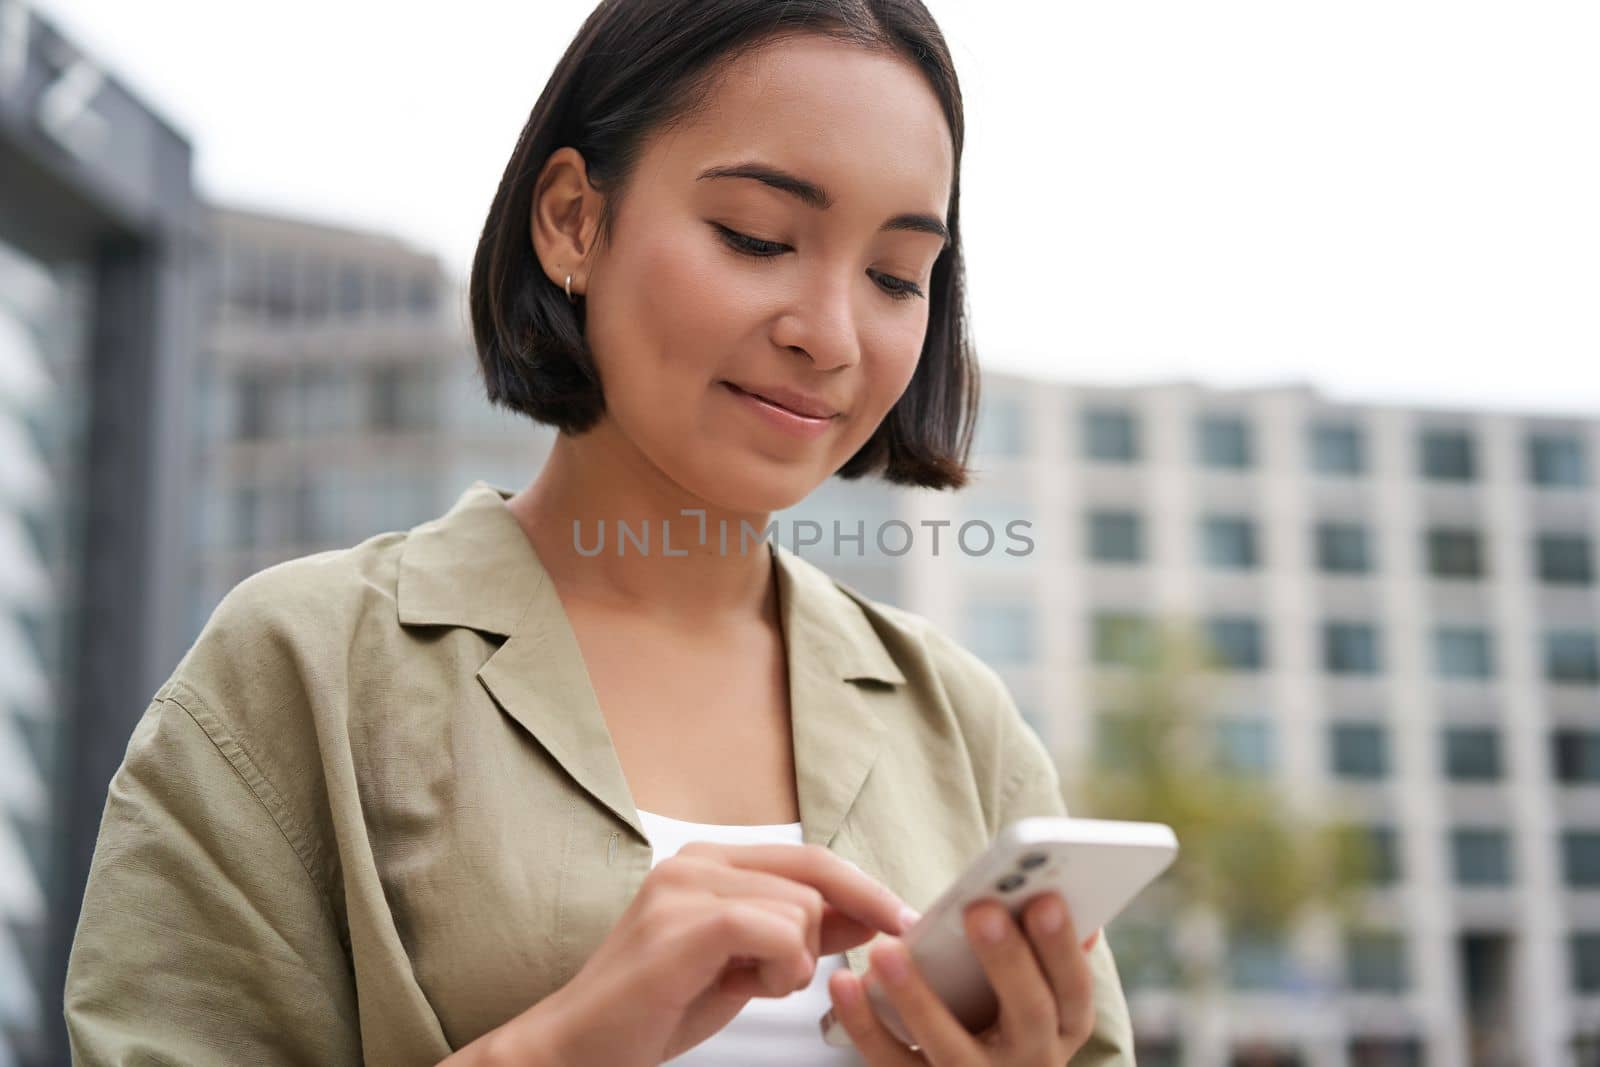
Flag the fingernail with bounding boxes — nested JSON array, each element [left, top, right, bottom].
[[1035, 897, 1065, 935], [898, 905, 921, 933], [978, 908, 1007, 943]]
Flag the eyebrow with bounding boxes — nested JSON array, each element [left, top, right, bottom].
[[696, 161, 950, 247]]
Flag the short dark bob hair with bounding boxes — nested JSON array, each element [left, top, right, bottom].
[[469, 0, 981, 490]]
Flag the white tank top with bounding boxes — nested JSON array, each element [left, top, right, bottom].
[[636, 808, 868, 1066]]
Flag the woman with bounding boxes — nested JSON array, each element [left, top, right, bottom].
[[63, 1, 1137, 1064]]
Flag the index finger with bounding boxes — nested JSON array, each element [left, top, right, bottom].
[[690, 842, 913, 936]]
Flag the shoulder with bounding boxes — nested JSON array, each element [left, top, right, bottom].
[[169, 529, 411, 715]]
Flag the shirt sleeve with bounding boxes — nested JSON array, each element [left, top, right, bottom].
[[994, 694, 1140, 1067], [63, 682, 363, 1065]]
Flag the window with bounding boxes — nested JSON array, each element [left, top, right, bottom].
[[234, 372, 272, 439], [1083, 407, 1139, 463], [1546, 630, 1600, 685], [301, 367, 354, 436], [1205, 617, 1265, 671], [1226, 926, 1292, 990], [407, 274, 437, 315], [1420, 429, 1476, 481], [1434, 626, 1495, 680], [1311, 421, 1365, 476], [1198, 414, 1252, 469], [1361, 825, 1402, 885], [338, 263, 366, 315], [1528, 432, 1587, 488], [1087, 510, 1143, 564], [302, 257, 330, 320], [1571, 933, 1600, 992], [1345, 930, 1408, 993], [1092, 612, 1153, 667], [263, 249, 296, 323], [1331, 723, 1389, 780], [1452, 828, 1511, 886], [1202, 516, 1259, 569], [1324, 622, 1381, 675], [1443, 727, 1501, 781], [368, 363, 436, 432], [1427, 528, 1485, 579], [1563, 832, 1600, 888], [1553, 730, 1600, 784], [975, 395, 1027, 457], [1536, 533, 1594, 585], [1215, 717, 1273, 775], [374, 268, 399, 313], [1317, 521, 1372, 574], [964, 602, 1035, 666], [231, 486, 260, 549]]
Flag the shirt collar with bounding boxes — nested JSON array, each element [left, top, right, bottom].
[[397, 480, 906, 686], [394, 480, 906, 850]]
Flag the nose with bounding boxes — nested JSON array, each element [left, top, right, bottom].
[[768, 269, 862, 371]]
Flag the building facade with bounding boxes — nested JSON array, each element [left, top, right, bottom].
[[786, 375, 1599, 1067], [1, 4, 201, 1064], [188, 205, 555, 649]]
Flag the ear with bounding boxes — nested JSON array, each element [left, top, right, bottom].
[[529, 146, 602, 299]]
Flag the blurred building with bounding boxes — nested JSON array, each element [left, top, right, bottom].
[[791, 375, 1599, 1067], [188, 205, 553, 645], [1, 5, 201, 1065]]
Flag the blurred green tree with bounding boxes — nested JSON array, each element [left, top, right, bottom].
[[1062, 619, 1382, 1058]]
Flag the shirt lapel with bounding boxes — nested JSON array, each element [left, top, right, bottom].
[[396, 480, 909, 870]]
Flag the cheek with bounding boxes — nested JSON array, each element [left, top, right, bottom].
[[860, 321, 927, 415], [588, 222, 740, 387]]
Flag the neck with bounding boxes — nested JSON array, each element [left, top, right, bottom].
[[507, 420, 781, 627]]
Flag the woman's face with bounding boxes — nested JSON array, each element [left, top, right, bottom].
[[568, 34, 954, 515]]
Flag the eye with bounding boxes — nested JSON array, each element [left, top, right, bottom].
[[871, 270, 925, 303], [711, 224, 927, 303], [712, 223, 788, 258]]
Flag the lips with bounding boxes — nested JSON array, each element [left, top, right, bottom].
[[721, 381, 841, 420]]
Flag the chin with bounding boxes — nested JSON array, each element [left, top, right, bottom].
[[681, 460, 826, 521]]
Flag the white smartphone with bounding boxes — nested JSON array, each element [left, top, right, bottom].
[[819, 816, 1178, 1050]]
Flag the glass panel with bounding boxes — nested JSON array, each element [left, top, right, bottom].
[[1202, 516, 1259, 569], [1452, 828, 1511, 886], [1324, 622, 1381, 675], [1536, 533, 1593, 585], [1331, 723, 1388, 780], [1528, 433, 1587, 488], [1087, 510, 1143, 563], [1427, 528, 1485, 579], [1082, 407, 1138, 462], [1205, 616, 1265, 670], [1198, 414, 1252, 469], [1420, 429, 1476, 481], [1443, 727, 1501, 781], [1311, 421, 1365, 475], [1435, 627, 1495, 680], [1317, 521, 1372, 574]]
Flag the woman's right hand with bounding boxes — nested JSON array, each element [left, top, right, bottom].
[[497, 841, 916, 1067]]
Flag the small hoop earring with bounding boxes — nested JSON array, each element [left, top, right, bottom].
[[564, 273, 576, 304]]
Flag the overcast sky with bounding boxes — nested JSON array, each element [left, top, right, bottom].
[[29, 0, 1600, 416]]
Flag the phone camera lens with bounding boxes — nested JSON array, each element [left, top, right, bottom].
[[1018, 851, 1049, 870], [996, 873, 1026, 893]]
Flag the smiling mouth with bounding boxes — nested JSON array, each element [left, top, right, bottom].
[[721, 382, 839, 421]]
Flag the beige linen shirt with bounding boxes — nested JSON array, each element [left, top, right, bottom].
[[63, 481, 1137, 1065]]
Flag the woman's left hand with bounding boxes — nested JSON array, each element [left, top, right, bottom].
[[824, 891, 1100, 1066]]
